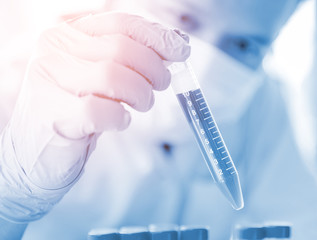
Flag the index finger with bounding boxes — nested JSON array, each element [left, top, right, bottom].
[[68, 12, 191, 61]]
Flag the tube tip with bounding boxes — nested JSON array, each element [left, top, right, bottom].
[[217, 174, 244, 210], [232, 194, 244, 210]]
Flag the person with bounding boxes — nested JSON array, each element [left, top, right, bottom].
[[1, 0, 317, 239]]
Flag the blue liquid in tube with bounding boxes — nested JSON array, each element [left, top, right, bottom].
[[170, 61, 244, 210]]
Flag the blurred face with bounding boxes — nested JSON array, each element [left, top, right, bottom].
[[0, 0, 29, 46], [139, 0, 300, 69]]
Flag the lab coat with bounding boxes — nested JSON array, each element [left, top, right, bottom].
[[15, 61, 317, 239], [1, 0, 316, 239]]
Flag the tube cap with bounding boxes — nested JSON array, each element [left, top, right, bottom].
[[236, 227, 266, 240], [179, 226, 209, 240], [119, 227, 151, 240], [265, 225, 291, 238], [88, 228, 119, 240], [149, 224, 178, 240]]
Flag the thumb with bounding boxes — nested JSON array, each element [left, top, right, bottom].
[[68, 12, 191, 61]]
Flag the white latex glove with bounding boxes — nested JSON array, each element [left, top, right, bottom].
[[0, 12, 190, 223]]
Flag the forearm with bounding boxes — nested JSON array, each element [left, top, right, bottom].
[[0, 217, 27, 240]]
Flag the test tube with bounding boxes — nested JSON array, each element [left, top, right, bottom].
[[88, 228, 119, 240], [119, 226, 151, 240], [232, 224, 291, 240], [232, 226, 266, 240], [265, 225, 291, 239], [169, 61, 244, 210], [179, 226, 209, 240], [149, 224, 178, 240]]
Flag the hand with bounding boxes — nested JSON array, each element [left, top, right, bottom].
[[0, 12, 190, 223]]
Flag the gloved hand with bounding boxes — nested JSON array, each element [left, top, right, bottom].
[[0, 12, 190, 223]]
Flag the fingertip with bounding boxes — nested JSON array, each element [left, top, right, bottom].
[[118, 111, 131, 131], [149, 91, 155, 109], [180, 44, 191, 61], [165, 69, 172, 89], [135, 90, 155, 112], [184, 45, 192, 60], [173, 29, 190, 44], [162, 30, 191, 61], [173, 31, 191, 61], [157, 68, 171, 91]]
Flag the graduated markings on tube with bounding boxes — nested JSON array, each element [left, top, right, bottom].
[[189, 90, 237, 177], [183, 91, 237, 180], [187, 92, 224, 181], [186, 93, 222, 178]]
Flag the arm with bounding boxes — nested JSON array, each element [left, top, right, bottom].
[[0, 218, 27, 240], [0, 12, 190, 236]]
